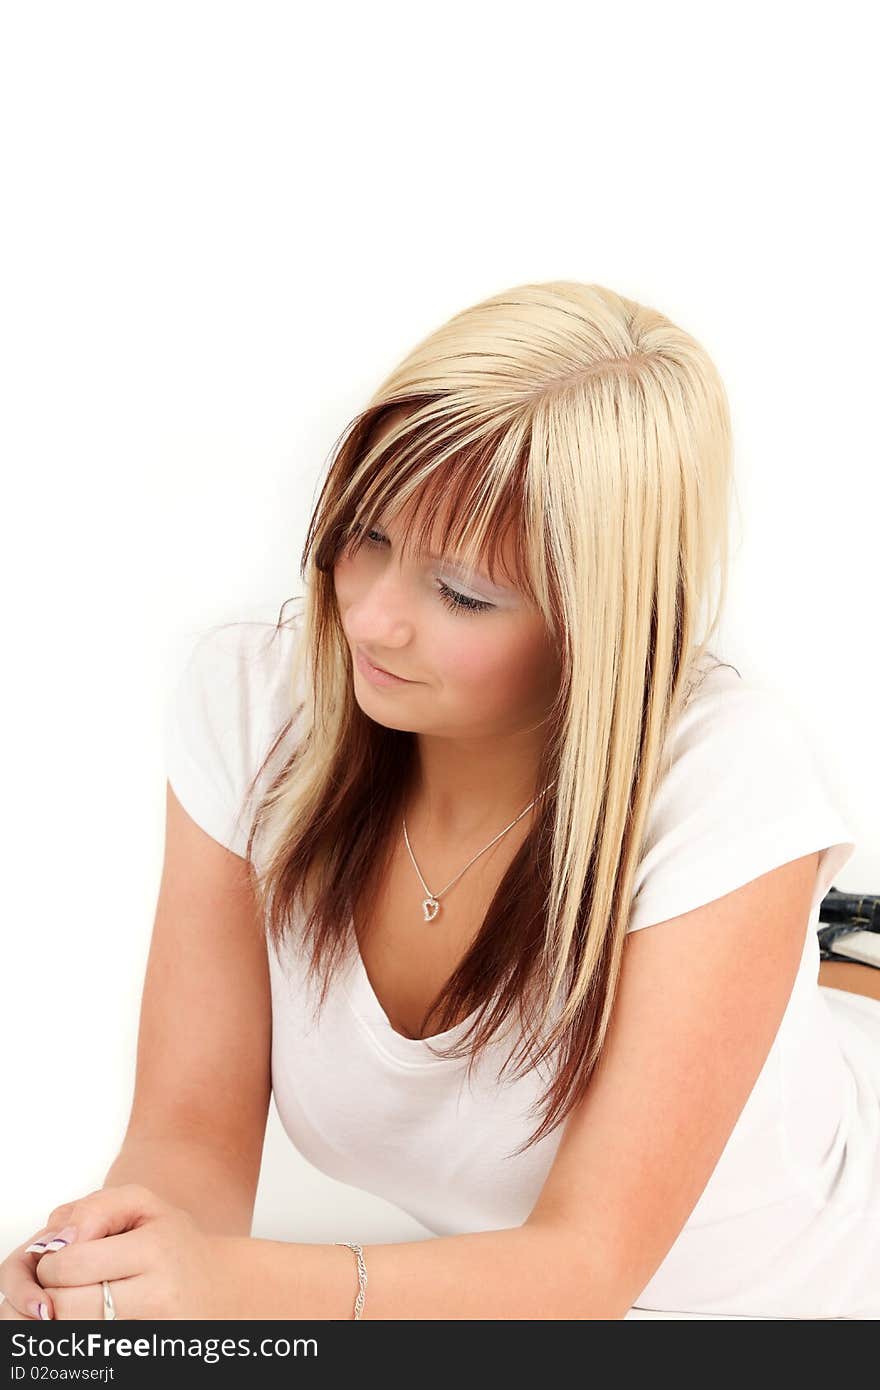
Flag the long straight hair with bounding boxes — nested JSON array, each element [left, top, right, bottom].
[[239, 280, 737, 1157]]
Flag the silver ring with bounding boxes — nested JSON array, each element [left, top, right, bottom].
[[102, 1279, 117, 1320]]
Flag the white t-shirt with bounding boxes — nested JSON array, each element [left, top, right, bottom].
[[163, 612, 880, 1319]]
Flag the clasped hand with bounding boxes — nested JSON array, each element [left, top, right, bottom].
[[0, 1184, 241, 1320]]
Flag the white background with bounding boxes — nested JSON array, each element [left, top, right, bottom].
[[1, 0, 877, 1317]]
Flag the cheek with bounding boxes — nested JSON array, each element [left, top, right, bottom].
[[438, 625, 544, 702], [438, 631, 499, 684], [333, 557, 361, 612]]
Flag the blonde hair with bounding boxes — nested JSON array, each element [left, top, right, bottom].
[[242, 280, 737, 1156]]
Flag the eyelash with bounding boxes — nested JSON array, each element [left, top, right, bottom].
[[352, 527, 495, 615]]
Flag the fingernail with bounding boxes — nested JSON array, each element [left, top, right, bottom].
[[28, 1300, 53, 1319], [25, 1240, 50, 1255], [39, 1302, 52, 1320], [43, 1225, 77, 1251]]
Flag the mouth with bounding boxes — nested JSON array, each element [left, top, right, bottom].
[[355, 646, 415, 686]]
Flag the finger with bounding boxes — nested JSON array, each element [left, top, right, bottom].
[[39, 1184, 164, 1250], [46, 1274, 142, 1322], [27, 1195, 95, 1247], [0, 1242, 61, 1320], [0, 1295, 32, 1320], [24, 1225, 77, 1256], [6, 1186, 162, 1320], [0, 1199, 103, 1321], [36, 1226, 151, 1290]]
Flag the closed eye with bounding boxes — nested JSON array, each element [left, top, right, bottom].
[[351, 525, 495, 615]]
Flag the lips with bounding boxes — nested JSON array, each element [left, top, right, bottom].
[[364, 654, 398, 677], [355, 646, 413, 682]]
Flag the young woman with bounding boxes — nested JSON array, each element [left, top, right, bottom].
[[3, 280, 878, 1321]]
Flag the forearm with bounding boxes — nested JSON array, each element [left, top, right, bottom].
[[102, 1134, 256, 1237], [228, 1221, 630, 1320]]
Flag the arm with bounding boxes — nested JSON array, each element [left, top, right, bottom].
[[106, 784, 272, 1237], [225, 1222, 622, 1320], [224, 850, 820, 1319], [101, 1132, 257, 1237]]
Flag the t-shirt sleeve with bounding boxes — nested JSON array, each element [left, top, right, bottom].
[[162, 618, 300, 858], [627, 677, 857, 933]]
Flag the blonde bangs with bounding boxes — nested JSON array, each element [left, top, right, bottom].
[[314, 398, 544, 609]]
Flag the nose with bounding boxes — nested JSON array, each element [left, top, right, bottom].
[[344, 561, 417, 648]]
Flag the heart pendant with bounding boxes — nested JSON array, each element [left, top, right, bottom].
[[422, 897, 440, 922]]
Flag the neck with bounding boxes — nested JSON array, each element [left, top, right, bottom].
[[406, 732, 549, 840]]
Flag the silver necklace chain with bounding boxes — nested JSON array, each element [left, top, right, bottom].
[[402, 779, 557, 923]]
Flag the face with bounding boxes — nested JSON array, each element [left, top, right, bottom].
[[332, 410, 562, 742]]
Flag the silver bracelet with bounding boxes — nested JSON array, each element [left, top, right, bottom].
[[333, 1241, 367, 1319]]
